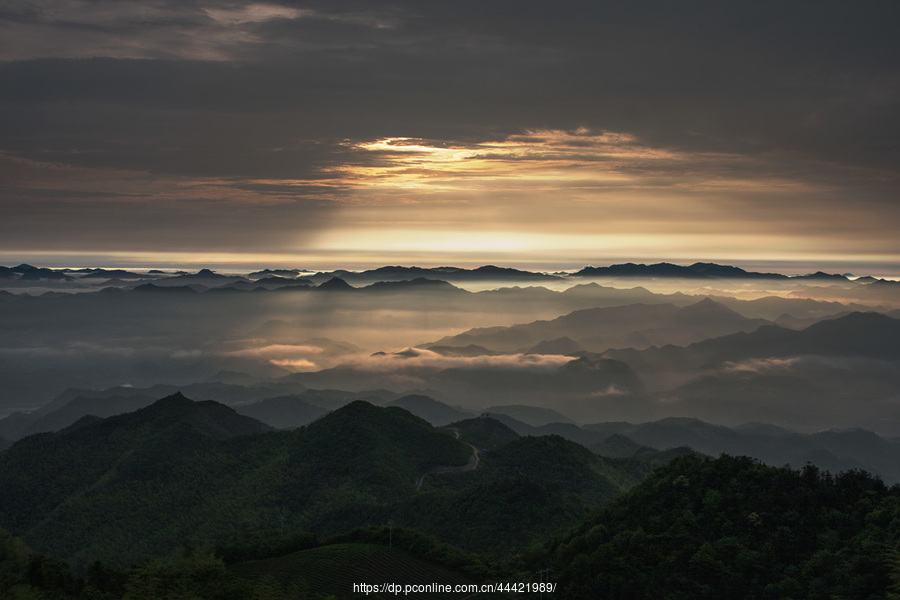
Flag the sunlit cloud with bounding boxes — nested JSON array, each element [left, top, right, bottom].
[[334, 130, 817, 196], [722, 356, 900, 375], [203, 4, 310, 25], [723, 357, 803, 374], [291, 129, 900, 270], [590, 385, 628, 397], [2, 2, 898, 274], [346, 347, 577, 372], [226, 344, 326, 358], [269, 358, 319, 371]]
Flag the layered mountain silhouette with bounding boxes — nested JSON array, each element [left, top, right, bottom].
[[386, 394, 473, 426], [610, 311, 900, 375], [306, 265, 562, 285], [232, 395, 329, 429], [571, 261, 790, 279], [570, 261, 859, 281], [0, 264, 72, 281], [427, 298, 772, 353], [596, 311, 900, 430]]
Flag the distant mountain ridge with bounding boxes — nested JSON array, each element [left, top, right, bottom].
[[611, 311, 900, 369], [387, 394, 473, 426], [480, 411, 900, 485], [427, 298, 773, 353], [3, 261, 895, 289], [307, 264, 563, 285], [597, 311, 900, 431], [570, 261, 853, 280]]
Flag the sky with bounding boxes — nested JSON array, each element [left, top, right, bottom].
[[1, 0, 899, 274]]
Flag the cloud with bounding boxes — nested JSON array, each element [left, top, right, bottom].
[[222, 341, 367, 372], [1, 1, 898, 268], [336, 130, 830, 202], [722, 357, 803, 374], [590, 385, 627, 398], [0, 1, 314, 61], [203, 4, 310, 26], [226, 344, 326, 359], [269, 358, 318, 371], [225, 343, 330, 371], [5, 1, 899, 170], [307, 129, 900, 265], [721, 355, 900, 375], [345, 347, 577, 372]]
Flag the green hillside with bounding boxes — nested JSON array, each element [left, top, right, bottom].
[[538, 454, 900, 599], [0, 396, 471, 566], [450, 415, 520, 450], [395, 435, 632, 552], [1, 395, 645, 568], [230, 542, 496, 599]]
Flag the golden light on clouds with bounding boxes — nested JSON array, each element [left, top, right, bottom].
[[297, 128, 893, 266], [4, 128, 896, 273], [336, 129, 839, 199], [203, 3, 310, 25], [294, 129, 807, 257], [1, 2, 896, 278], [325, 129, 830, 216], [311, 229, 833, 263], [337, 130, 663, 194]]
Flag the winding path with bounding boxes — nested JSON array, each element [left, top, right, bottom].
[[415, 429, 480, 490]]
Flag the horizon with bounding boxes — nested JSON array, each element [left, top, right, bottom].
[[5, 257, 900, 280]]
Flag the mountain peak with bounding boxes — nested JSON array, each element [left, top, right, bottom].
[[363, 277, 459, 292], [317, 276, 355, 291], [122, 393, 272, 439], [679, 298, 742, 317], [153, 391, 190, 406]]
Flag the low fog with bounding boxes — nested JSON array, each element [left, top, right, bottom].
[[1, 263, 899, 439]]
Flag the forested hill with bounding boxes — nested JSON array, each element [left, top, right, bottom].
[[0, 394, 647, 567], [535, 454, 900, 599], [0, 395, 471, 565]]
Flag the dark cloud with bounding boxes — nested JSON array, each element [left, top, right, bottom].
[[0, 0, 898, 263], [2, 2, 897, 167]]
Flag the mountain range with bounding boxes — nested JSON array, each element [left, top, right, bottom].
[[426, 298, 772, 353], [0, 394, 658, 566], [2, 260, 900, 598]]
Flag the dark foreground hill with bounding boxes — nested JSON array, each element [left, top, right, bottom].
[[228, 535, 508, 600], [536, 454, 900, 599], [0, 394, 646, 567], [7, 452, 900, 599], [0, 395, 469, 565]]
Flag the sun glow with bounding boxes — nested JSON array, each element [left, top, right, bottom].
[[338, 130, 670, 193], [292, 128, 899, 269]]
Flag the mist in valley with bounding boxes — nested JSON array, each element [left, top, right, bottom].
[[2, 263, 899, 442]]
